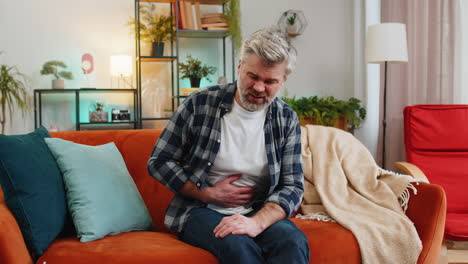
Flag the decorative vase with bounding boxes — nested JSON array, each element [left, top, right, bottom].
[[152, 42, 165, 57], [89, 111, 108, 123], [189, 77, 201, 88], [52, 79, 64, 89]]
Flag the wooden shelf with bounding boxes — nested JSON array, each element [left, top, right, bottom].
[[140, 56, 177, 62], [193, 0, 223, 5], [138, 0, 175, 3], [80, 121, 137, 125], [178, 29, 228, 38], [141, 117, 171, 121]]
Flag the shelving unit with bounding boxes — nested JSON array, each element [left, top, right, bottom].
[[33, 89, 138, 131], [134, 0, 235, 129]]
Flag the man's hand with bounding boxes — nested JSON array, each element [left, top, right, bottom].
[[213, 202, 287, 239], [203, 175, 256, 208], [213, 214, 263, 238]]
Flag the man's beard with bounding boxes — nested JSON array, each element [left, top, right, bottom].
[[238, 88, 274, 112]]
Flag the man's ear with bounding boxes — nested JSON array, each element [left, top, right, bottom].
[[237, 59, 242, 72]]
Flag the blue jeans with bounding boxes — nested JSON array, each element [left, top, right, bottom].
[[179, 208, 310, 264]]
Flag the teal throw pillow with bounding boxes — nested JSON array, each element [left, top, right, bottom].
[[44, 138, 153, 242], [0, 127, 71, 259]]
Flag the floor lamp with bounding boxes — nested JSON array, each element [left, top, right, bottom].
[[366, 23, 408, 169]]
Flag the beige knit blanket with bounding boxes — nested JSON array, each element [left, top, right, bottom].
[[298, 125, 422, 264]]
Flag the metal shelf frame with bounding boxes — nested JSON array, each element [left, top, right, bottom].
[[135, 0, 235, 128], [33, 89, 138, 131]]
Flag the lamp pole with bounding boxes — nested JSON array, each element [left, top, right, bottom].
[[382, 61, 388, 169]]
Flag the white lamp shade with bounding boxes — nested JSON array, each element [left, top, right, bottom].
[[366, 23, 408, 63], [110, 55, 132, 77]]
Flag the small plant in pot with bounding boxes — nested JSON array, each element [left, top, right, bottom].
[[178, 55, 216, 88], [286, 13, 298, 35], [0, 58, 30, 134], [128, 3, 175, 57], [89, 101, 108, 123], [40, 60, 74, 89]]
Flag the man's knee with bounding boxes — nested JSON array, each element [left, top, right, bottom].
[[218, 234, 259, 252]]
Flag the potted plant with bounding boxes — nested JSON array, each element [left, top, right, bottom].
[[128, 3, 175, 57], [286, 13, 298, 35], [40, 60, 74, 89], [178, 55, 217, 88], [0, 61, 30, 134], [281, 94, 366, 133], [89, 101, 108, 123]]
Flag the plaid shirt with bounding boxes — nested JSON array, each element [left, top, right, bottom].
[[147, 82, 304, 233]]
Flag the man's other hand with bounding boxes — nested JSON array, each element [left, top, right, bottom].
[[213, 214, 263, 238], [203, 175, 255, 208]]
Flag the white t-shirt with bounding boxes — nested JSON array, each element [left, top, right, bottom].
[[206, 99, 269, 215]]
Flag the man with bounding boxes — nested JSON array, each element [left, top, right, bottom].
[[148, 26, 309, 264]]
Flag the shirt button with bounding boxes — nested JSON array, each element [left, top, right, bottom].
[[208, 162, 212, 166], [196, 182, 201, 187], [217, 139, 221, 143]]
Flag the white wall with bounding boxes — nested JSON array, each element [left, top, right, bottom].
[[1, 0, 376, 155], [241, 0, 355, 100], [0, 0, 135, 133]]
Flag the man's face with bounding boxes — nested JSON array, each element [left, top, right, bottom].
[[235, 53, 288, 112]]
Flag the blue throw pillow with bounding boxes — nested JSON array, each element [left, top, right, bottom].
[[44, 138, 153, 242], [0, 127, 70, 259]]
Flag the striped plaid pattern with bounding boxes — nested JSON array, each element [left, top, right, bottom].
[[147, 82, 304, 233]]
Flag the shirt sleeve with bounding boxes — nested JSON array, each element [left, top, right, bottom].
[[147, 97, 195, 193], [264, 114, 304, 217]]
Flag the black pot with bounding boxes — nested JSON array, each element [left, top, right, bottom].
[[152, 42, 164, 57], [189, 77, 201, 88]]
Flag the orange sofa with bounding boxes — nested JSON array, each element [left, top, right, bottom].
[[0, 129, 446, 264]]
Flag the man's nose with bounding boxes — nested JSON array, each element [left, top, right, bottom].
[[253, 81, 265, 93]]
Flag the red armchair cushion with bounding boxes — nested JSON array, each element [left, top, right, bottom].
[[404, 105, 468, 241], [445, 213, 468, 241]]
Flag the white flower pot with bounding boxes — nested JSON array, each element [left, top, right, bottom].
[[287, 24, 299, 36], [52, 79, 64, 89]]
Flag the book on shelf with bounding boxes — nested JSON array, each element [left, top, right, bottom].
[[203, 26, 228, 31], [201, 22, 227, 27], [194, 2, 202, 30], [177, 1, 226, 31], [201, 12, 224, 18], [184, 0, 195, 30], [173, 2, 184, 29]]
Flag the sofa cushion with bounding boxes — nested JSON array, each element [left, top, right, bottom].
[[445, 213, 468, 241], [45, 138, 153, 242], [38, 232, 218, 264], [291, 218, 361, 264], [0, 127, 69, 259]]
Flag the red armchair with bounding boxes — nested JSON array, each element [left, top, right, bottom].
[[397, 105, 468, 263]]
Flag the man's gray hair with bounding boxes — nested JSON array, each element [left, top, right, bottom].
[[240, 26, 297, 75]]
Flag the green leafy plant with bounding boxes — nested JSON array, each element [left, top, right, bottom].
[[128, 3, 175, 43], [287, 13, 297, 25], [178, 55, 217, 85], [0, 59, 30, 134], [281, 94, 367, 132], [40, 60, 73, 80], [223, 0, 242, 51], [93, 101, 105, 112]]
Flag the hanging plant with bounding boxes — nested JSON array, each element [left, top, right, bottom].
[[223, 0, 242, 51]]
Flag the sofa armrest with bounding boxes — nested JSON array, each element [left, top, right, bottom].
[[0, 189, 33, 264], [406, 182, 446, 264]]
